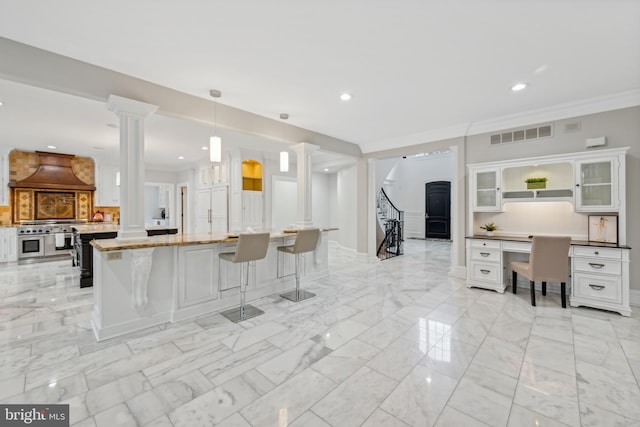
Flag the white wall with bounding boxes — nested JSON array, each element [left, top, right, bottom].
[[383, 151, 454, 238], [336, 164, 358, 251], [143, 185, 160, 225], [312, 173, 331, 228]]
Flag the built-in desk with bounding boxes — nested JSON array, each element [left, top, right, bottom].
[[466, 235, 631, 316]]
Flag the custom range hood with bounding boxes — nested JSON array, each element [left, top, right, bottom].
[[9, 151, 96, 191]]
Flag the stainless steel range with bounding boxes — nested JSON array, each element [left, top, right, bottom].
[[18, 219, 87, 261]]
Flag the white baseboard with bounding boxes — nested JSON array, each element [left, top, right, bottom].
[[630, 289, 640, 307]]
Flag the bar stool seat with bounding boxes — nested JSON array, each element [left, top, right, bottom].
[[278, 228, 320, 302], [219, 232, 270, 323]]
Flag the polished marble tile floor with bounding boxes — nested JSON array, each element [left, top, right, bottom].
[[1, 240, 640, 426]]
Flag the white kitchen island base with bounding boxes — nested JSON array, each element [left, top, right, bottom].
[[90, 231, 331, 341]]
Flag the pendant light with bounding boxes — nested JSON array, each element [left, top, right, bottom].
[[209, 89, 222, 163], [279, 113, 289, 172]]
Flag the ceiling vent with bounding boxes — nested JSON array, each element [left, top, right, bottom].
[[490, 124, 553, 145]]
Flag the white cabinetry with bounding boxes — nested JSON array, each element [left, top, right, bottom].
[[575, 157, 619, 212], [571, 246, 630, 316], [471, 168, 501, 211], [0, 227, 17, 263], [0, 148, 10, 206], [177, 244, 219, 308], [242, 191, 263, 230], [195, 187, 228, 234], [94, 163, 120, 206], [465, 239, 504, 292]]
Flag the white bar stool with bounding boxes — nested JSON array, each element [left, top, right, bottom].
[[219, 232, 270, 322], [278, 228, 320, 302]]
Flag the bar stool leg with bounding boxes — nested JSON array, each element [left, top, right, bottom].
[[280, 253, 316, 302], [221, 260, 264, 323]]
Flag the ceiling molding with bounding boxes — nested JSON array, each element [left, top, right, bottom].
[[466, 88, 640, 136], [361, 88, 640, 155]]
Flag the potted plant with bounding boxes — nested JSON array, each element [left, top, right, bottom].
[[525, 177, 548, 189], [480, 222, 498, 237]]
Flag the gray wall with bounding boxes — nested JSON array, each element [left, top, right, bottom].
[[466, 106, 640, 291]]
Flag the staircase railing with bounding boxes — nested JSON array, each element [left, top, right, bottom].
[[376, 188, 404, 260]]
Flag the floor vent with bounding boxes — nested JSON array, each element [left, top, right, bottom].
[[490, 124, 553, 145]]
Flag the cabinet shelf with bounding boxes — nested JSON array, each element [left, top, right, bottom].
[[502, 188, 573, 201]]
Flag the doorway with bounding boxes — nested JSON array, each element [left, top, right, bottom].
[[425, 181, 451, 240]]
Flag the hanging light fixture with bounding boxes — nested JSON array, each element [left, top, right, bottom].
[[279, 113, 289, 172], [209, 89, 222, 163]]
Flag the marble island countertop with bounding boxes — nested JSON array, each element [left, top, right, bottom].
[[91, 227, 338, 251], [72, 224, 178, 234]]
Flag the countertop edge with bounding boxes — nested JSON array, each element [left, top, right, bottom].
[[466, 235, 631, 250]]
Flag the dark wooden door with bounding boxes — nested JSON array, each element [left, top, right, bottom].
[[425, 181, 451, 239]]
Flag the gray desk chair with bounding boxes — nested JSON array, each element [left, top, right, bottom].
[[219, 232, 270, 322], [511, 235, 571, 308], [278, 228, 320, 302]]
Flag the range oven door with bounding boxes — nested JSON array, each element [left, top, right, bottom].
[[44, 233, 73, 257], [18, 235, 45, 259]]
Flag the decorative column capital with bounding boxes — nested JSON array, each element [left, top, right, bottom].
[[107, 95, 158, 118]]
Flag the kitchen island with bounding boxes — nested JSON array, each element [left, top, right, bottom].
[[72, 224, 178, 288], [89, 229, 333, 340]]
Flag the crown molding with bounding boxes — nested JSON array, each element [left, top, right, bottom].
[[466, 88, 640, 136], [360, 88, 640, 155]]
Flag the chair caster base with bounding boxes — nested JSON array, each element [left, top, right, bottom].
[[280, 289, 316, 303], [221, 304, 264, 323]]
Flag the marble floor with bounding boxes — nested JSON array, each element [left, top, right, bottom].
[[1, 239, 640, 427]]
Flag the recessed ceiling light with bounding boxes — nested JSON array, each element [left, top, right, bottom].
[[47, 145, 56, 149], [178, 156, 184, 160], [324, 168, 329, 172], [340, 93, 352, 101], [511, 83, 528, 92], [0, 101, 4, 106], [202, 146, 208, 150]]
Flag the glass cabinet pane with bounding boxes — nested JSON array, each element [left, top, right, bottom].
[[581, 162, 611, 185], [477, 190, 496, 207], [581, 185, 612, 206], [477, 172, 496, 190]]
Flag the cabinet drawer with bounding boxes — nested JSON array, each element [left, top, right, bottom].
[[470, 239, 500, 249], [470, 262, 500, 283], [573, 273, 621, 304], [572, 247, 621, 260], [574, 258, 621, 275], [502, 241, 531, 253], [471, 248, 501, 262]]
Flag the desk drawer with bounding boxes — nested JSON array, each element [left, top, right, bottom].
[[574, 258, 621, 275], [573, 273, 621, 304], [502, 241, 531, 253], [573, 247, 622, 260], [470, 262, 500, 283], [470, 239, 500, 249], [471, 247, 500, 262]]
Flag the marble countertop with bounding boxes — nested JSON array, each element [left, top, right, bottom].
[[73, 224, 178, 234], [91, 227, 338, 251], [467, 234, 630, 249]]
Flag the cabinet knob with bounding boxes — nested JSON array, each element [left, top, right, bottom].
[[594, 251, 599, 255], [496, 188, 500, 191], [576, 184, 580, 187]]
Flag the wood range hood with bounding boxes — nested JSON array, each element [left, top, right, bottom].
[[9, 151, 96, 191]]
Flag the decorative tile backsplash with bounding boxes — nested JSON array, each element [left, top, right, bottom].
[[9, 150, 95, 184]]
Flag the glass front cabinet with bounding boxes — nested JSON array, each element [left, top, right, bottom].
[[575, 157, 619, 212], [472, 168, 501, 212]]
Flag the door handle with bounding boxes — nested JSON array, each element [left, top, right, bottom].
[[208, 209, 212, 223], [425, 213, 429, 219], [588, 263, 605, 269], [480, 252, 490, 257], [589, 284, 605, 291], [480, 269, 490, 274]]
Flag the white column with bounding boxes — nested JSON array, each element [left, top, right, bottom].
[[293, 142, 320, 228], [106, 95, 158, 241]]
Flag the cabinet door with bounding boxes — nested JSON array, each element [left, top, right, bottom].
[[210, 187, 228, 232], [6, 228, 17, 262], [95, 164, 120, 206], [575, 158, 618, 211], [0, 229, 7, 262], [195, 189, 212, 233], [242, 191, 263, 230], [472, 168, 502, 211], [178, 246, 218, 307]]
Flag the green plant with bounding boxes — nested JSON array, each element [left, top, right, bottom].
[[480, 222, 498, 231], [524, 177, 548, 183]]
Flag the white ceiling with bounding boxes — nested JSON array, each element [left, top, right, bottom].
[[0, 1, 639, 165]]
